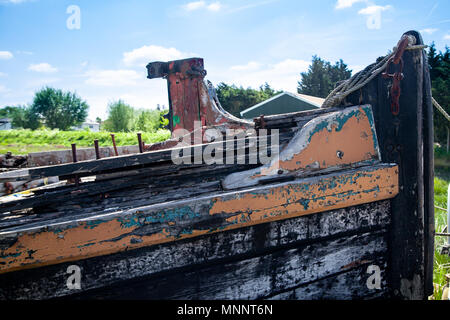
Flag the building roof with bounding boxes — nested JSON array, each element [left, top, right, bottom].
[[292, 93, 325, 107], [240, 92, 324, 118]]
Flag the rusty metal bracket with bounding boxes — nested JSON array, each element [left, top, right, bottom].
[[382, 35, 409, 116], [382, 57, 404, 116]]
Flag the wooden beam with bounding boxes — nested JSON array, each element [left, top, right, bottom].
[[0, 200, 390, 299], [0, 163, 398, 274], [223, 105, 380, 189]]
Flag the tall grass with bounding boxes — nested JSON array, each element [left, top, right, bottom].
[[432, 146, 450, 299], [0, 129, 171, 152]]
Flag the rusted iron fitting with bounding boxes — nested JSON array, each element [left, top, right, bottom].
[[71, 143, 77, 163], [255, 114, 266, 130], [94, 139, 101, 160], [382, 35, 410, 116], [110, 134, 119, 156], [137, 133, 143, 153]]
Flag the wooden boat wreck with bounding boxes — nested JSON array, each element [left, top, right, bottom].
[[0, 30, 435, 300]]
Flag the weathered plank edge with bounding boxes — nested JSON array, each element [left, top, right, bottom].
[[0, 200, 390, 300]]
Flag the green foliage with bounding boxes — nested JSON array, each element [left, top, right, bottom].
[[31, 87, 89, 130], [103, 100, 135, 132], [103, 100, 168, 133], [134, 109, 161, 132], [159, 108, 169, 129], [297, 56, 352, 98], [0, 105, 41, 130], [0, 129, 171, 151], [215, 82, 282, 117], [433, 147, 450, 300], [428, 43, 450, 146]]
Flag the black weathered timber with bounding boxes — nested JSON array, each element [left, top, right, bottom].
[[0, 201, 390, 300], [344, 31, 432, 299], [422, 37, 435, 297], [65, 230, 388, 299]]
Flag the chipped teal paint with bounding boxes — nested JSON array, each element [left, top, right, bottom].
[[52, 224, 78, 234], [239, 213, 250, 223], [307, 107, 363, 143], [145, 206, 200, 224], [0, 252, 22, 259], [180, 229, 194, 236], [118, 216, 141, 229], [361, 105, 379, 152], [299, 198, 310, 210], [84, 220, 105, 229], [77, 242, 95, 249]]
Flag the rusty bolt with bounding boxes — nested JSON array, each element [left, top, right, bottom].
[[71, 144, 77, 163]]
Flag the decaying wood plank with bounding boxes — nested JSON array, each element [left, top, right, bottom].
[[223, 105, 380, 189], [0, 133, 281, 182], [0, 164, 397, 274], [65, 230, 388, 299], [268, 259, 387, 300], [344, 30, 432, 299], [0, 200, 390, 299]]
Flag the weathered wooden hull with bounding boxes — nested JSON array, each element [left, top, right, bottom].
[[0, 30, 434, 300]]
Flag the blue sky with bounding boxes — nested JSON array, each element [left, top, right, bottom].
[[0, 0, 449, 120]]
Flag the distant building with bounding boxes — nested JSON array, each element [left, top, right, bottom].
[[72, 119, 100, 132], [240, 92, 324, 119], [0, 118, 12, 130]]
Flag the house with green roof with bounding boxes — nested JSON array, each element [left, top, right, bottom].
[[240, 92, 324, 119]]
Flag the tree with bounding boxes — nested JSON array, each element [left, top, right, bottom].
[[103, 100, 135, 132], [215, 82, 282, 117], [428, 43, 450, 146], [297, 56, 352, 98], [31, 87, 89, 130], [134, 109, 161, 132], [0, 105, 41, 129]]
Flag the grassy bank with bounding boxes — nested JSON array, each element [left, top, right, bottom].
[[433, 147, 450, 299], [0, 129, 171, 154]]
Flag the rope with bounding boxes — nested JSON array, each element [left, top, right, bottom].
[[321, 37, 428, 109], [432, 97, 450, 122]]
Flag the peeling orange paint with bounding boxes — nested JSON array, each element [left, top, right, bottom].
[[0, 165, 398, 275], [260, 106, 377, 176]]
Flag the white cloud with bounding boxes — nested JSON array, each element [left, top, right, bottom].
[[230, 61, 261, 71], [0, 0, 30, 3], [349, 65, 364, 74], [221, 59, 310, 93], [420, 28, 438, 35], [28, 63, 58, 73], [183, 1, 205, 11], [0, 51, 13, 60], [123, 45, 192, 67], [182, 1, 222, 12], [0, 72, 7, 77], [335, 0, 366, 9], [207, 2, 221, 11], [444, 34, 450, 40], [358, 5, 392, 15], [84, 69, 141, 87]]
